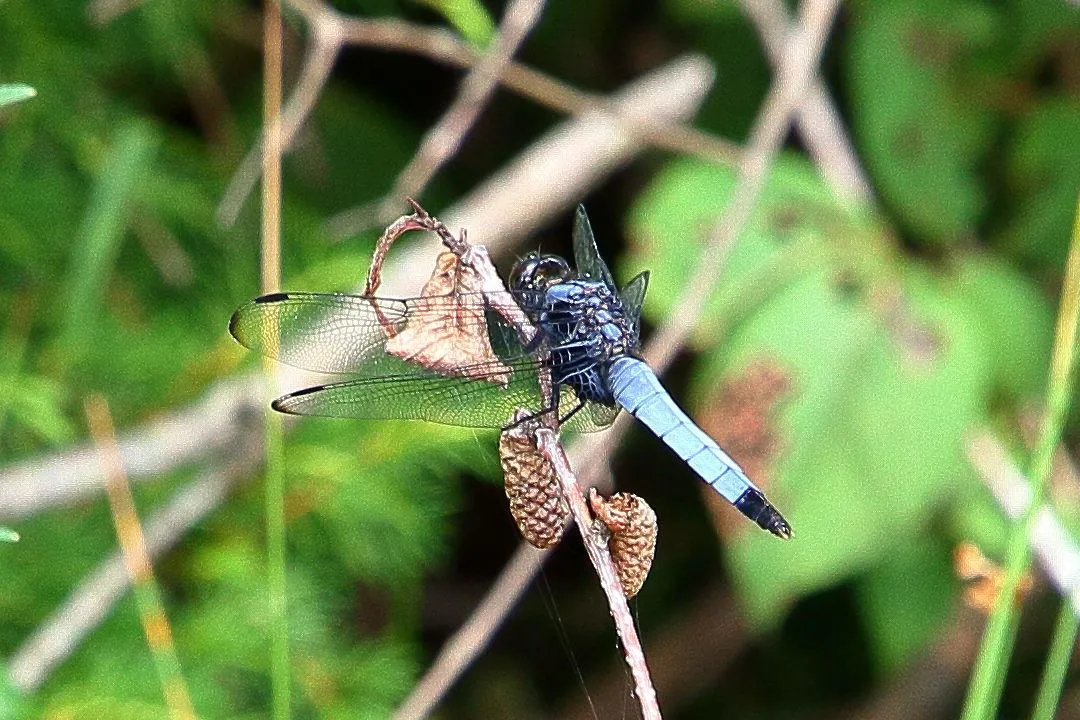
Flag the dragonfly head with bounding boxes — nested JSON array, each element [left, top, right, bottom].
[[509, 253, 572, 294]]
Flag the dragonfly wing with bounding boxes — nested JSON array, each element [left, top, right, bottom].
[[272, 355, 550, 428], [230, 291, 531, 375], [230, 292, 407, 374], [619, 271, 649, 329], [572, 206, 616, 287]]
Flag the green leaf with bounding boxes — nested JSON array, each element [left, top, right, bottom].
[[0, 527, 18, 543], [846, 0, 996, 243], [952, 253, 1054, 399], [701, 264, 991, 625], [998, 99, 1080, 271], [856, 535, 954, 673], [412, 0, 495, 49], [625, 153, 862, 347], [0, 84, 36, 108]]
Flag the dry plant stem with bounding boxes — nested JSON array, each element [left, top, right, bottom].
[[739, 0, 872, 203], [968, 430, 1080, 614], [217, 5, 341, 227], [7, 450, 257, 692], [79, 395, 197, 720], [262, 0, 283, 294], [262, 3, 291, 718], [535, 429, 661, 720], [375, 0, 548, 225]]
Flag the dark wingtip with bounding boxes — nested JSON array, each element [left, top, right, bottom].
[[227, 310, 242, 342], [230, 293, 291, 342], [271, 385, 323, 415]]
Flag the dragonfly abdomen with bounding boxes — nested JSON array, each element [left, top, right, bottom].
[[606, 356, 791, 539]]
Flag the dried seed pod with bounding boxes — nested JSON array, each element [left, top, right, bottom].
[[589, 490, 657, 598], [499, 414, 568, 548]]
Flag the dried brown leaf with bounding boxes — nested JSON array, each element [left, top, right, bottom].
[[953, 541, 1033, 613], [386, 251, 512, 386]]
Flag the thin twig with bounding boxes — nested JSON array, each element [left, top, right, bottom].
[[373, 0, 548, 225], [216, 1, 342, 227], [84, 395, 197, 720], [535, 429, 660, 720], [739, 0, 872, 203], [646, 0, 843, 371], [7, 448, 259, 692], [391, 544, 548, 720]]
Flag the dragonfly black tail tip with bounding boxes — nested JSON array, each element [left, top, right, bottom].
[[735, 489, 792, 539], [769, 518, 793, 540]]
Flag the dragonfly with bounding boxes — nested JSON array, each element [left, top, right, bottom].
[[230, 206, 791, 538]]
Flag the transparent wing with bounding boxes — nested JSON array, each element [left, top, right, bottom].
[[229, 291, 529, 375], [272, 355, 617, 432], [620, 270, 649, 329], [572, 205, 616, 288], [231, 291, 618, 431]]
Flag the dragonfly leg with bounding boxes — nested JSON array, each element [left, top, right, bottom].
[[501, 387, 563, 431]]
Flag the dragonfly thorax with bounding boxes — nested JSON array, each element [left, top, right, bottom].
[[533, 277, 637, 405]]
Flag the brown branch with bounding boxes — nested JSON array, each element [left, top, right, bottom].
[[535, 429, 660, 720]]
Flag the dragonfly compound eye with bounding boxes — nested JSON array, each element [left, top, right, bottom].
[[510, 253, 571, 293]]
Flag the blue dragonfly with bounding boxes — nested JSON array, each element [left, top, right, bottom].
[[230, 207, 791, 538]]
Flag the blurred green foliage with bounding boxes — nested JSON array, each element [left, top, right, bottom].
[[0, 0, 1077, 717]]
